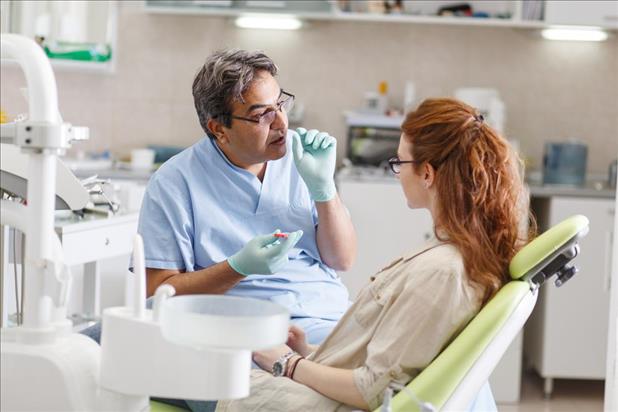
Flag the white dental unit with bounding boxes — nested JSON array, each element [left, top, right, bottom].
[[0, 34, 289, 411]]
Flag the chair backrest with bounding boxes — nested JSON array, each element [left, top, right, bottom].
[[384, 215, 590, 412]]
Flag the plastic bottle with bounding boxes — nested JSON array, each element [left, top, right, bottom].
[[377, 81, 388, 114], [403, 81, 416, 112]]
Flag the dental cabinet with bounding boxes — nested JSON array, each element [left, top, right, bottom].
[[54, 212, 139, 323], [525, 194, 615, 397], [0, 212, 139, 328]]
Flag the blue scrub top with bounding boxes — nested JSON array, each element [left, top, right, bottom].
[[137, 133, 349, 321]]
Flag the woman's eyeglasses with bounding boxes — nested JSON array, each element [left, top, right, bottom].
[[388, 156, 420, 174], [221, 90, 295, 127]]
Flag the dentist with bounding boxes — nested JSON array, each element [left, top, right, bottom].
[[138, 48, 357, 345]]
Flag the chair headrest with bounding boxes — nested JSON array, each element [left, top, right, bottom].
[[509, 214, 589, 281]]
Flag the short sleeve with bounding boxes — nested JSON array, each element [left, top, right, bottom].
[[352, 268, 478, 410], [137, 173, 195, 271], [311, 201, 318, 226]]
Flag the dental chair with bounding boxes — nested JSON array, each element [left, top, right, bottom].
[[150, 215, 589, 412], [386, 214, 589, 411]]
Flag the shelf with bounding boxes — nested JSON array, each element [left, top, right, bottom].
[[328, 11, 546, 29], [144, 1, 618, 30], [145, 6, 545, 29], [144, 3, 549, 30], [2, 2, 119, 74], [1, 58, 115, 74]]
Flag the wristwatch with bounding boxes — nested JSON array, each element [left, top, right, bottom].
[[272, 351, 295, 377]]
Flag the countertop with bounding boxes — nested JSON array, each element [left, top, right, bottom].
[[337, 167, 617, 199], [526, 182, 616, 199], [71, 167, 155, 182], [68, 162, 616, 200]]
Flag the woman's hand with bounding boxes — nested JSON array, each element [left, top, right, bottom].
[[287, 325, 312, 357], [252, 344, 293, 373]]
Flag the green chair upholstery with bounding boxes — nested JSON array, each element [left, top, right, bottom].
[[150, 400, 189, 412], [384, 215, 589, 411]]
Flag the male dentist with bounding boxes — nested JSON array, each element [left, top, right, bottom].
[[139, 49, 357, 344]]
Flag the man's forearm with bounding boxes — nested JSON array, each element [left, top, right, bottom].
[[315, 194, 357, 271], [146, 261, 245, 296]]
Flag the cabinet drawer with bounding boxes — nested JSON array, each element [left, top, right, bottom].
[[58, 220, 138, 266], [527, 196, 614, 379]]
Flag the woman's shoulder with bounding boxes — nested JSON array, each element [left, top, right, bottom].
[[403, 238, 464, 276], [399, 239, 481, 305]]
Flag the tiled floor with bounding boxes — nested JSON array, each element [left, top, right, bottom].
[[497, 372, 604, 412]]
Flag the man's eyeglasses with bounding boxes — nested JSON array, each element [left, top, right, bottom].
[[388, 156, 420, 174], [220, 90, 295, 127]]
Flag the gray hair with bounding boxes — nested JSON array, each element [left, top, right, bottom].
[[192, 49, 278, 138]]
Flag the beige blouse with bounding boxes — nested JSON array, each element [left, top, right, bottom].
[[216, 238, 483, 412]]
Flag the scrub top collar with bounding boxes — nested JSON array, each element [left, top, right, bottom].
[[207, 136, 284, 215], [209, 137, 271, 183]]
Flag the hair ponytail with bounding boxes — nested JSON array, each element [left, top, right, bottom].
[[402, 98, 536, 304]]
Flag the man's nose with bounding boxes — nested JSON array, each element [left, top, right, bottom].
[[271, 109, 287, 130]]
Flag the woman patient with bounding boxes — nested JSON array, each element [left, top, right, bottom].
[[214, 97, 533, 412]]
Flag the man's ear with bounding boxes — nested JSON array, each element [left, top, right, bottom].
[[207, 118, 229, 144], [424, 162, 436, 189]]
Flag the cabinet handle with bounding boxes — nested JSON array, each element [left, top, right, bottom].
[[605, 231, 614, 292], [105, 238, 110, 246]]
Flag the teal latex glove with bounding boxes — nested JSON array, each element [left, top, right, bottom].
[[227, 230, 303, 276], [292, 128, 337, 202]]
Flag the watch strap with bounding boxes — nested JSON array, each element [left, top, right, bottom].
[[272, 351, 295, 376]]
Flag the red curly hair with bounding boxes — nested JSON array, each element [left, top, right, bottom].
[[402, 98, 536, 304]]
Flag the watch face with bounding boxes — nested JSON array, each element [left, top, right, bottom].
[[272, 361, 284, 377]]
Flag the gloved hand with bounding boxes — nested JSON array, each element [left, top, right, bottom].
[[227, 230, 303, 276], [292, 128, 337, 202]]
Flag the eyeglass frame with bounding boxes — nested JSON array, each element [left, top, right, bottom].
[[388, 156, 421, 174], [215, 90, 295, 126]]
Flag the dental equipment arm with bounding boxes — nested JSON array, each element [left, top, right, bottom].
[[1, 200, 72, 333], [1, 34, 68, 332], [0, 33, 93, 336], [1, 143, 90, 210]]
